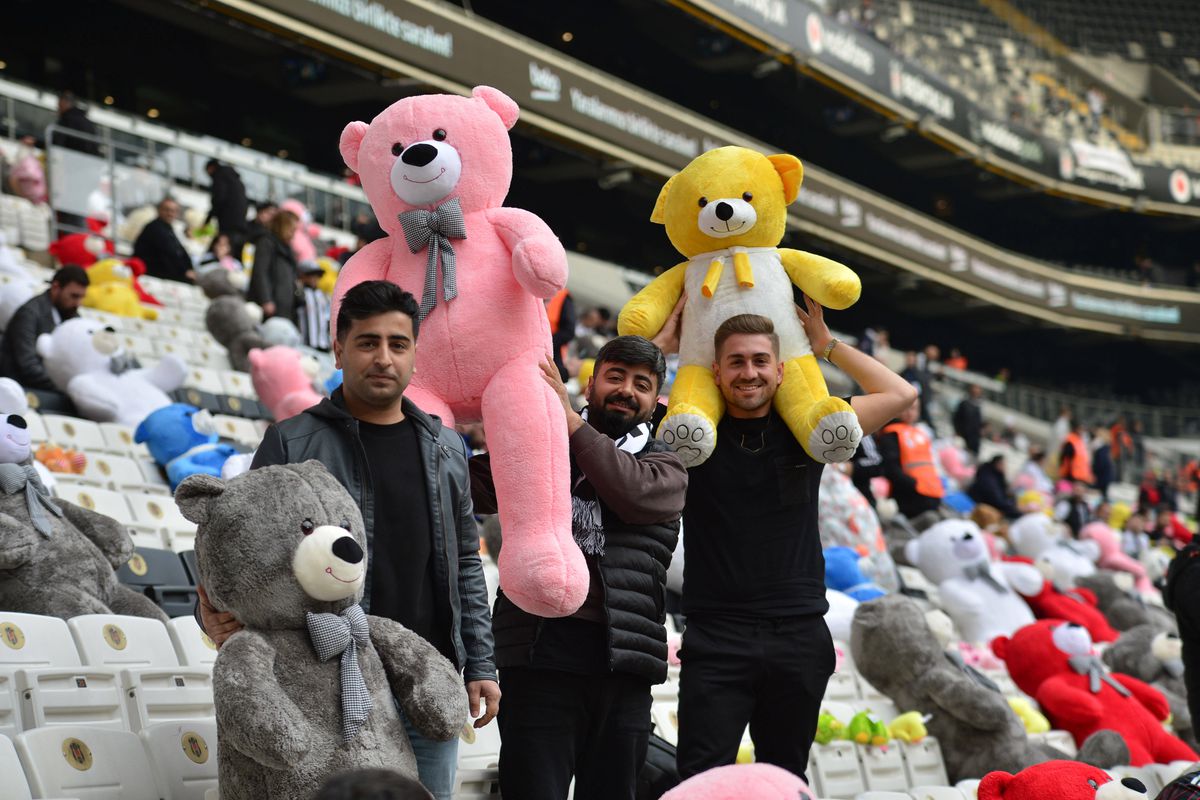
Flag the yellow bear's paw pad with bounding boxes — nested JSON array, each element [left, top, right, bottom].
[[658, 412, 715, 468], [806, 409, 862, 464]]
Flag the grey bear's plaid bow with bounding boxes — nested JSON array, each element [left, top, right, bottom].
[[1069, 653, 1132, 696], [307, 604, 373, 741], [962, 561, 1007, 594], [0, 463, 62, 537], [398, 196, 467, 322]]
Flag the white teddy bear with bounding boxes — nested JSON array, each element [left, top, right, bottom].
[[904, 519, 1040, 645], [36, 317, 186, 426], [1007, 512, 1099, 591]]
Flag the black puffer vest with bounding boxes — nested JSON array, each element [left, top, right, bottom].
[[491, 439, 680, 684]]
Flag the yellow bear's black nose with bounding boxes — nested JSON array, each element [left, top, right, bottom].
[[714, 201, 734, 221]]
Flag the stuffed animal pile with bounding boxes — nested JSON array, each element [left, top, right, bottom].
[[618, 145, 863, 467]]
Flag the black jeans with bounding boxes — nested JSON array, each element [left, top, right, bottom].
[[498, 667, 652, 800], [676, 613, 834, 781]]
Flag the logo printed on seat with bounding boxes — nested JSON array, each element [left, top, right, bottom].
[[128, 553, 148, 576], [182, 731, 209, 764], [0, 622, 24, 650], [61, 737, 93, 771], [103, 623, 127, 650]]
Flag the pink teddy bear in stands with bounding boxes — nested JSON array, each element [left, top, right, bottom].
[[333, 87, 584, 618], [248, 346, 322, 423], [1080, 521, 1154, 594]]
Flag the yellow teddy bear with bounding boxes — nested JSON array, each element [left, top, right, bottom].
[[85, 259, 158, 320], [618, 146, 862, 466]]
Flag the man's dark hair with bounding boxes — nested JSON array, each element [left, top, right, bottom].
[[314, 768, 432, 800], [205, 158, 220, 172], [335, 280, 420, 342], [51, 264, 89, 288], [254, 200, 277, 213], [594, 335, 666, 391]]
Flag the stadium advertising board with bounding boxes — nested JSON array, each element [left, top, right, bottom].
[[222, 0, 1200, 340], [689, 0, 1200, 215]]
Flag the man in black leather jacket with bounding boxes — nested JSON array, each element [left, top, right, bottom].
[[0, 264, 88, 394], [198, 280, 496, 800]]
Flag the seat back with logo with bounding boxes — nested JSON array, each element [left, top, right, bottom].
[[15, 725, 157, 799], [140, 719, 219, 800]]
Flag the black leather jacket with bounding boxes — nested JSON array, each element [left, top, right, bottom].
[[250, 389, 496, 681]]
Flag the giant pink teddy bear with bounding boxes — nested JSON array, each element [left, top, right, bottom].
[[333, 86, 584, 618], [247, 346, 323, 422], [1080, 521, 1154, 594]]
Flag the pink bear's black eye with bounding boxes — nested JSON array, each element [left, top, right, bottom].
[[301, 519, 315, 536], [391, 142, 404, 156], [743, 192, 753, 201], [433, 129, 447, 141], [698, 197, 708, 208]]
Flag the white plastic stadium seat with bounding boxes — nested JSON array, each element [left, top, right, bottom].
[[908, 787, 967, 800], [0, 672, 20, 737], [902, 738, 950, 787], [140, 719, 218, 800], [0, 733, 34, 799], [100, 421, 151, 457], [856, 792, 911, 800], [53, 483, 137, 526], [24, 410, 47, 443], [211, 414, 260, 447], [167, 617, 218, 669], [811, 741, 867, 798], [1038, 729, 1077, 757], [218, 369, 254, 399], [127, 491, 198, 541], [459, 717, 502, 770], [16, 725, 157, 799], [955, 779, 981, 800], [68, 615, 214, 731], [81, 452, 163, 495], [184, 367, 225, 395], [0, 613, 80, 669], [650, 701, 679, 746], [825, 669, 861, 702], [42, 415, 106, 452], [860, 742, 908, 790]]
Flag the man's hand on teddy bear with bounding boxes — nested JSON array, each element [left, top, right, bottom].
[[539, 358, 584, 435], [467, 679, 501, 729], [649, 293, 687, 356], [198, 584, 244, 646], [795, 295, 833, 355]]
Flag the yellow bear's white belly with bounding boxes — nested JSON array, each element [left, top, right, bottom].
[[678, 247, 812, 366]]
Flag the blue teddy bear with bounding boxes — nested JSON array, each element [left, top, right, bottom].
[[824, 546, 886, 602], [134, 403, 240, 490]]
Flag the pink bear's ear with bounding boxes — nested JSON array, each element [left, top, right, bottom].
[[340, 121, 370, 173], [247, 348, 264, 368], [472, 86, 519, 130]]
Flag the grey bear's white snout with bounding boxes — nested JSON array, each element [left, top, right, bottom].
[[293, 525, 367, 601]]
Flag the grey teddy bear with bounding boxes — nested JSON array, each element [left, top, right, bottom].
[[205, 296, 265, 373], [851, 594, 1127, 783], [1077, 571, 1178, 633], [1102, 624, 1196, 750], [0, 412, 167, 621], [176, 461, 467, 799]]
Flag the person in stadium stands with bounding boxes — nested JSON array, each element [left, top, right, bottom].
[[1056, 480, 1092, 537], [968, 454, 1019, 519], [1091, 427, 1115, 501], [133, 198, 196, 283], [1111, 413, 1133, 483], [197, 233, 242, 273], [247, 209, 299, 321], [469, 335, 686, 800], [196, 281, 498, 800], [1059, 418, 1095, 487], [900, 350, 935, 427], [669, 304, 916, 783], [296, 261, 331, 352], [944, 348, 968, 371], [953, 383, 984, 457], [0, 264, 88, 395], [1019, 447, 1055, 496], [878, 398, 945, 520], [244, 200, 277, 248], [203, 159, 249, 256], [1052, 404, 1073, 451], [546, 288, 576, 381], [850, 434, 883, 508], [52, 91, 98, 155]]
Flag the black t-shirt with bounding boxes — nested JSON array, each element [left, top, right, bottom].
[[358, 419, 453, 662], [682, 410, 828, 618]]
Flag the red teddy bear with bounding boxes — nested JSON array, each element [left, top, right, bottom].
[[1003, 556, 1118, 643], [979, 759, 1148, 800], [993, 620, 1198, 766]]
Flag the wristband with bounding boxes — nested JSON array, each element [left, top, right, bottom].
[[821, 338, 841, 362]]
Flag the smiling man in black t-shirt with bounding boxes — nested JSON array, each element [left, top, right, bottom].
[[670, 303, 917, 782]]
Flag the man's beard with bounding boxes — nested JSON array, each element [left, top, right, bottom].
[[587, 395, 650, 439]]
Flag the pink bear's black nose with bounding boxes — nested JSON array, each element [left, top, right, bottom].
[[402, 143, 438, 168]]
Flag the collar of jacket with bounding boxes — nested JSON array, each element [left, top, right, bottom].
[[308, 387, 445, 439]]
